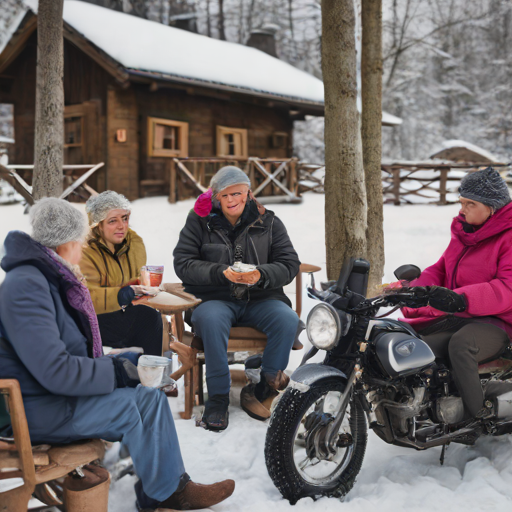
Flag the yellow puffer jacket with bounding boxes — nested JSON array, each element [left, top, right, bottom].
[[80, 228, 147, 315]]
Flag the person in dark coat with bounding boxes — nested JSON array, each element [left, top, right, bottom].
[[173, 166, 301, 430], [0, 198, 234, 511]]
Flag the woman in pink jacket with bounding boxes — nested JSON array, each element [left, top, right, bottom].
[[402, 167, 512, 418]]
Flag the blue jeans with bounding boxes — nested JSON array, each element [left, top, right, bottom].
[[191, 299, 299, 396], [34, 386, 185, 505]]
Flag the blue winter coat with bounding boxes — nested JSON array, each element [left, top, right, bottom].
[[0, 231, 115, 442]]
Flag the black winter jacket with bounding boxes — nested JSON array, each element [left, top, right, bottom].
[[173, 201, 300, 305]]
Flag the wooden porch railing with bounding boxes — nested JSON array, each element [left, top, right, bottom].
[[0, 163, 104, 205], [168, 157, 301, 203]]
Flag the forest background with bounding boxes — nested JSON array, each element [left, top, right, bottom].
[[1, 0, 511, 165]]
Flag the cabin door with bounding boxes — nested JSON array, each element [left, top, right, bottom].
[[64, 100, 103, 191]]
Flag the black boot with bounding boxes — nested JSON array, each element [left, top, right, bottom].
[[202, 394, 229, 431]]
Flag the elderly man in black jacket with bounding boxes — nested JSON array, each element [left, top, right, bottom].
[[173, 166, 301, 430]]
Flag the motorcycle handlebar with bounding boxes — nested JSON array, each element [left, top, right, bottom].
[[307, 285, 466, 315]]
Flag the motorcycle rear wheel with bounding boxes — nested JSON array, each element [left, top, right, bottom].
[[265, 380, 367, 504]]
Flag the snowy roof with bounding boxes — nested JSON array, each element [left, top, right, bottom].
[[0, 135, 14, 144], [430, 139, 501, 164], [62, 1, 325, 106], [1, 0, 404, 124], [381, 111, 403, 126]]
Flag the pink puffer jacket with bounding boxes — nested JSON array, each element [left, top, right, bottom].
[[401, 202, 512, 338]]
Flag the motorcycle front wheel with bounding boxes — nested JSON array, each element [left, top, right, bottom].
[[264, 380, 367, 504]]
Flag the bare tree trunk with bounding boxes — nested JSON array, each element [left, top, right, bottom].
[[246, 0, 255, 35], [33, 0, 64, 201], [218, 0, 226, 40], [322, 0, 367, 281], [206, 0, 212, 37], [362, 0, 384, 296]]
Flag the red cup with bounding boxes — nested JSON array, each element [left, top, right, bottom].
[[146, 265, 164, 287]]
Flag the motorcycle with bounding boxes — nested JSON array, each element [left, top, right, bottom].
[[264, 258, 512, 504]]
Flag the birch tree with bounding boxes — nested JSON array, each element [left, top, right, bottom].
[[32, 0, 64, 200], [362, 0, 384, 294], [322, 0, 367, 280]]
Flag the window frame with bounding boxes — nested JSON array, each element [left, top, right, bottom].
[[64, 114, 85, 148], [216, 125, 248, 158], [148, 117, 189, 158]]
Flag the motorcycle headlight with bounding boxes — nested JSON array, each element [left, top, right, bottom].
[[306, 303, 341, 350]]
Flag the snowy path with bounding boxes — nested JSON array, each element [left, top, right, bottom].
[[2, 194, 512, 511]]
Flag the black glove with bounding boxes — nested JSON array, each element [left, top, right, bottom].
[[384, 286, 466, 313], [117, 286, 135, 307], [427, 286, 466, 313], [112, 357, 140, 388]]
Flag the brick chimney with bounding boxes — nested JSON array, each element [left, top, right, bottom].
[[246, 23, 279, 58]]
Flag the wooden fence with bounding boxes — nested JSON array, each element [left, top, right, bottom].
[[0, 163, 104, 205], [382, 161, 510, 205], [168, 157, 303, 203]]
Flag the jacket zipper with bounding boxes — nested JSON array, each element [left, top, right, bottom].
[[249, 237, 261, 265], [216, 231, 234, 262], [451, 246, 469, 289]]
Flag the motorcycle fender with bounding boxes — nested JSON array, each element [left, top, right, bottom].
[[289, 363, 348, 393]]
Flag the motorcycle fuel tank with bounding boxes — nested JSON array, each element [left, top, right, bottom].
[[374, 332, 435, 376]]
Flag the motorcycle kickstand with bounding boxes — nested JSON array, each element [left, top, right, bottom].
[[439, 442, 450, 466]]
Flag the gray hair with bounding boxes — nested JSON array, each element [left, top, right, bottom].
[[30, 198, 88, 248]]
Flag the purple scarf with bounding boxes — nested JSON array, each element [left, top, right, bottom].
[[44, 248, 104, 358]]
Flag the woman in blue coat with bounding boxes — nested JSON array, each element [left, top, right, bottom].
[[0, 198, 234, 511]]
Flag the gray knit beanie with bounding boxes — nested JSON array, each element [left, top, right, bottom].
[[30, 198, 88, 248], [85, 190, 131, 227], [459, 167, 511, 210], [210, 166, 251, 196]]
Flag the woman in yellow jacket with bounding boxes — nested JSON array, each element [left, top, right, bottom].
[[80, 191, 163, 355]]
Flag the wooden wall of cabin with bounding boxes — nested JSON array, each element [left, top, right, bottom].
[[0, 32, 112, 192], [136, 85, 293, 196], [106, 86, 139, 200], [0, 31, 37, 178]]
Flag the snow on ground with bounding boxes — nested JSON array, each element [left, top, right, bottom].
[[2, 194, 512, 511]]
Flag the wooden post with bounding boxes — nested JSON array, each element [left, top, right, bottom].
[[392, 168, 401, 205], [169, 159, 176, 203], [199, 162, 205, 187], [265, 162, 273, 196], [290, 158, 298, 195], [439, 168, 448, 205]]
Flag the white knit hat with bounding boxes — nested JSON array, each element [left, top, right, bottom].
[[30, 198, 88, 248], [85, 191, 131, 227]]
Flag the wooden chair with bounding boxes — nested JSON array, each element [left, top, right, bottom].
[[0, 380, 109, 512], [174, 263, 322, 419]]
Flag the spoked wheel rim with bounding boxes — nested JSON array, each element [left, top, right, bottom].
[[292, 391, 355, 486]]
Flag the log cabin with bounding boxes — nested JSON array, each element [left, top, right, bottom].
[[0, 0, 401, 200]]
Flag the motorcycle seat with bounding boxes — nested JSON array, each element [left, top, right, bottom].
[[478, 358, 512, 374]]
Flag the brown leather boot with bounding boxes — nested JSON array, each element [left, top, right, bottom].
[[240, 371, 289, 421], [157, 479, 235, 510]]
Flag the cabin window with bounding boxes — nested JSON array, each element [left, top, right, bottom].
[[64, 116, 84, 147], [216, 126, 248, 158], [148, 117, 189, 157], [271, 131, 288, 149]]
